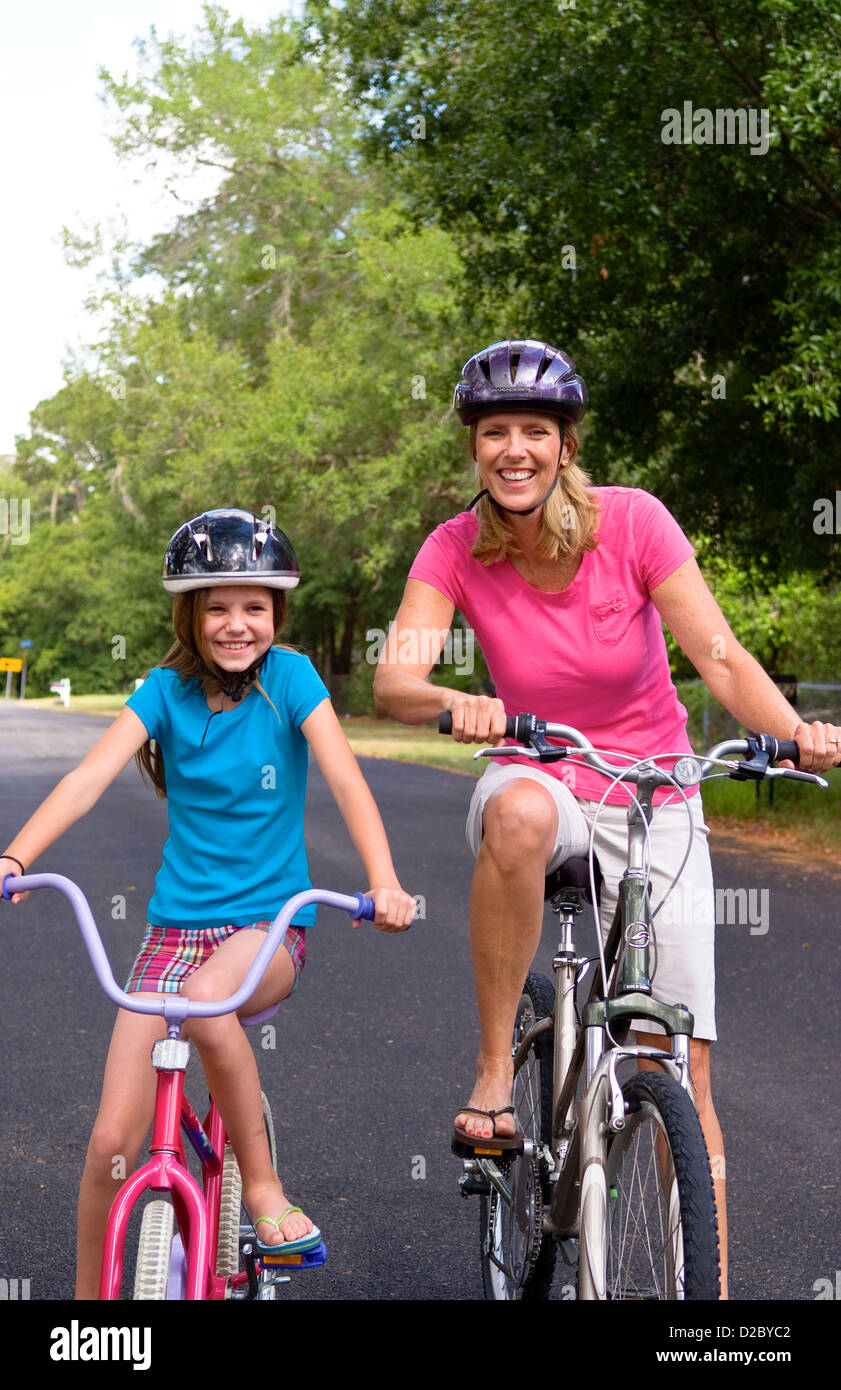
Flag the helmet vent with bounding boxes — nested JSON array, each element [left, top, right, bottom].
[[192, 528, 212, 561]]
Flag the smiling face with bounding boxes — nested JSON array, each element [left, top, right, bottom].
[[473, 412, 564, 513], [200, 584, 277, 673]]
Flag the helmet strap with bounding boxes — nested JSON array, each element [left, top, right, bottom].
[[218, 666, 260, 703], [200, 653, 265, 704]]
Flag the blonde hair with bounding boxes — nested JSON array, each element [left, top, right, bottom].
[[467, 418, 601, 564], [135, 587, 288, 798]]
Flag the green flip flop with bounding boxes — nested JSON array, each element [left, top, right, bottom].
[[252, 1206, 322, 1255]]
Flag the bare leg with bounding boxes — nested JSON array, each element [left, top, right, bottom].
[[182, 930, 311, 1245], [77, 932, 306, 1298], [637, 1033, 728, 1300], [75, 1004, 166, 1299], [455, 782, 557, 1140]]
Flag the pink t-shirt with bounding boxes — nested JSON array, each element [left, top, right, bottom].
[[408, 487, 696, 804]]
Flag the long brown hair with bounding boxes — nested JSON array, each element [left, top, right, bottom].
[[135, 587, 288, 798], [468, 417, 601, 564]]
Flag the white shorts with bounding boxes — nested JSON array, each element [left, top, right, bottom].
[[465, 761, 716, 1040]]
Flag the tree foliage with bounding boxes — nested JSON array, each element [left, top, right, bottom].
[[315, 0, 841, 574], [2, 3, 841, 703], [1, 8, 470, 700]]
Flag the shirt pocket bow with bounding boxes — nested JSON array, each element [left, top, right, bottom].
[[589, 591, 631, 645]]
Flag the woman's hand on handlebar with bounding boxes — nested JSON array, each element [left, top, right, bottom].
[[0, 858, 28, 904], [790, 719, 841, 774], [442, 694, 508, 746]]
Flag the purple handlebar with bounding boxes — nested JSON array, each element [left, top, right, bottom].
[[1, 873, 376, 1024]]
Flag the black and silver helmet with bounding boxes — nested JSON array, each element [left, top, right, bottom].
[[163, 509, 300, 594], [453, 339, 588, 425]]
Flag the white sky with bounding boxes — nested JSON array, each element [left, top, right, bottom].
[[0, 2, 299, 456]]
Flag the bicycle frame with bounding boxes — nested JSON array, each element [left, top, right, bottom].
[[473, 784, 692, 1295], [479, 770, 687, 1198], [447, 712, 825, 1298], [2, 872, 374, 1301]]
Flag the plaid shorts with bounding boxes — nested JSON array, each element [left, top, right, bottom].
[[124, 920, 307, 996]]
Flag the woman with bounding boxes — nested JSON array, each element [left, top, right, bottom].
[[373, 338, 841, 1299]]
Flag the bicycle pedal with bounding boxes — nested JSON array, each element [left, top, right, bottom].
[[451, 1136, 524, 1160], [459, 1172, 491, 1197], [259, 1240, 327, 1270]]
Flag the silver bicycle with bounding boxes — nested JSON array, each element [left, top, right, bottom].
[[441, 712, 826, 1301]]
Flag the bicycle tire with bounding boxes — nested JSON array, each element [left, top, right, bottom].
[[133, 1200, 174, 1300], [603, 1070, 720, 1300], [215, 1143, 244, 1277], [216, 1091, 279, 1299], [480, 972, 558, 1300]]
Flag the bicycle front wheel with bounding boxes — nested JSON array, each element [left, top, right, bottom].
[[604, 1070, 719, 1301], [480, 973, 557, 1301], [133, 1200, 175, 1300]]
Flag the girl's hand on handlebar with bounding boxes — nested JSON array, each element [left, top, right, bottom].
[[790, 720, 841, 774], [442, 694, 508, 746], [0, 859, 27, 904], [355, 885, 416, 933]]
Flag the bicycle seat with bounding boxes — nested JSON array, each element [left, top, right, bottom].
[[240, 1003, 280, 1027], [544, 855, 602, 905]]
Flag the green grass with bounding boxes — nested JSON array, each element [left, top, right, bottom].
[[691, 764, 841, 848], [22, 693, 129, 716], [338, 716, 483, 774], [17, 701, 841, 846]]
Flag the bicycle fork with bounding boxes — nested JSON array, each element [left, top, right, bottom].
[[99, 1037, 226, 1301]]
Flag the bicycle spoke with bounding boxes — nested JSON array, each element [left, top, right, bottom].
[[604, 1076, 717, 1300]]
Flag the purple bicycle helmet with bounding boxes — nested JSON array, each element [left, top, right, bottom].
[[453, 339, 588, 425]]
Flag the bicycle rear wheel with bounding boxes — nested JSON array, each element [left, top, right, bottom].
[[480, 973, 558, 1300], [604, 1070, 719, 1300]]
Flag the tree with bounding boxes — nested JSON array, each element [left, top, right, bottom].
[[97, 7, 382, 365], [4, 8, 470, 702], [314, 0, 841, 577]]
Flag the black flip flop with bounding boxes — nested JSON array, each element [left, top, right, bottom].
[[451, 1105, 524, 1158]]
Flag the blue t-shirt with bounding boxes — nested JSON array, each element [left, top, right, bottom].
[[126, 647, 330, 929]]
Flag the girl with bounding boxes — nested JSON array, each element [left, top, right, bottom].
[[2, 507, 415, 1299]]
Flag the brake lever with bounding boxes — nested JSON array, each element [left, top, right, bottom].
[[471, 739, 569, 763], [765, 767, 828, 787], [472, 744, 536, 760]]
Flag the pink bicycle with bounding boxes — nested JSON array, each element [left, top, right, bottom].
[[1, 869, 375, 1301]]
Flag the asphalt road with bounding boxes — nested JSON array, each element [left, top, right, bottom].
[[1, 702, 840, 1319]]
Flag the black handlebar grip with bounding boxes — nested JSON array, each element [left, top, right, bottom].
[[753, 733, 799, 765], [772, 739, 800, 765], [437, 711, 520, 739]]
